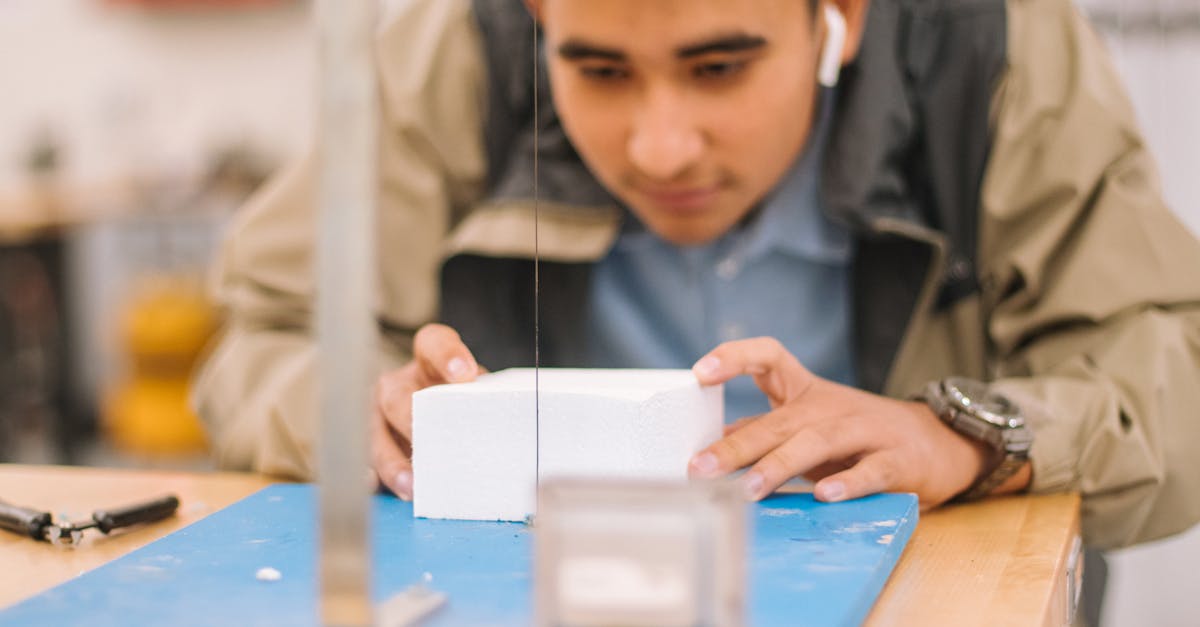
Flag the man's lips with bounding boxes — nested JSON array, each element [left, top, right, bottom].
[[636, 184, 723, 213]]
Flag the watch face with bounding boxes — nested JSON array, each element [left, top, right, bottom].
[[946, 378, 1024, 429]]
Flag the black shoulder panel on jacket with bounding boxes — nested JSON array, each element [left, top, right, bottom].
[[470, 0, 613, 208], [824, 0, 1007, 308], [440, 256, 592, 370]]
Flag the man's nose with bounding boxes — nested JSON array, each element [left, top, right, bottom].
[[627, 89, 704, 181]]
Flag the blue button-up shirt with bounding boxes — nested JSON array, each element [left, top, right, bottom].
[[586, 96, 855, 420]]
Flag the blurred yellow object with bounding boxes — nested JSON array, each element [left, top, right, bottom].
[[104, 279, 217, 455], [105, 377, 208, 454], [123, 283, 217, 364]]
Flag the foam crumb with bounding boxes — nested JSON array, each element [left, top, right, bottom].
[[256, 567, 283, 582]]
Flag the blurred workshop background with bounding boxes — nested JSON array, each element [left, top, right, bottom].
[[0, 1, 1195, 625]]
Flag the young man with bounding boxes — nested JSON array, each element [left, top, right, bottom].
[[194, 0, 1200, 550]]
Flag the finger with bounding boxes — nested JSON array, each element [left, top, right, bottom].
[[413, 323, 481, 384], [371, 404, 414, 500], [376, 364, 422, 442], [812, 451, 902, 504], [739, 418, 873, 500], [692, 398, 849, 479], [723, 415, 759, 437], [690, 410, 798, 479], [692, 337, 815, 407]]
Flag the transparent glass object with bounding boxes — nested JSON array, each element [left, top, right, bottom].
[[534, 479, 748, 627]]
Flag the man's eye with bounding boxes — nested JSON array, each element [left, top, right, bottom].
[[580, 65, 631, 81], [693, 61, 747, 80]]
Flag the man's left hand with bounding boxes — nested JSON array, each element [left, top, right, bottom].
[[686, 337, 1015, 509]]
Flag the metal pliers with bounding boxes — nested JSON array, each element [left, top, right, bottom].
[[0, 495, 180, 546]]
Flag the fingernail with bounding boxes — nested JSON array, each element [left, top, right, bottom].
[[446, 357, 469, 381], [819, 481, 845, 502], [741, 472, 764, 501], [693, 356, 721, 379], [394, 471, 413, 501], [690, 452, 719, 476]]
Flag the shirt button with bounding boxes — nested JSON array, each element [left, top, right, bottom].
[[716, 257, 740, 280], [721, 323, 745, 342]]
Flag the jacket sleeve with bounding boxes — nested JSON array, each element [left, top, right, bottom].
[[191, 0, 487, 480], [981, 0, 1200, 549]]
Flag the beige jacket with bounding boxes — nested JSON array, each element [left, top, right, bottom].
[[193, 0, 1200, 549]]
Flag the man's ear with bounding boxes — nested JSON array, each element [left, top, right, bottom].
[[826, 0, 869, 64]]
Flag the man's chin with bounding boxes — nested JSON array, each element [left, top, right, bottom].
[[642, 216, 732, 247]]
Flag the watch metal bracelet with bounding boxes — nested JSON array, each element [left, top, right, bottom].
[[960, 455, 1027, 502]]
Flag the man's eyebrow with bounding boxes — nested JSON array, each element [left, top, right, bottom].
[[557, 40, 626, 62], [556, 33, 768, 63], [676, 33, 767, 58]]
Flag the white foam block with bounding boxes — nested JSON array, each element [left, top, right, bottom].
[[411, 370, 538, 522], [412, 368, 723, 522]]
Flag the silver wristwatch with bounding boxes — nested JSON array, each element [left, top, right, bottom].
[[921, 378, 1034, 501]]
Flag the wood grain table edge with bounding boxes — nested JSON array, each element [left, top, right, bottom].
[[1040, 495, 1082, 627], [984, 492, 1082, 627], [0, 464, 273, 609], [865, 492, 1081, 627]]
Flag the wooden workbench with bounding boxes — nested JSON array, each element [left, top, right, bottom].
[[0, 464, 1081, 625]]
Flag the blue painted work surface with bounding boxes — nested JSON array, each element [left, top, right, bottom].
[[1, 485, 917, 627]]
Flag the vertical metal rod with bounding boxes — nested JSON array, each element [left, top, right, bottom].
[[315, 0, 377, 625], [532, 6, 541, 508]]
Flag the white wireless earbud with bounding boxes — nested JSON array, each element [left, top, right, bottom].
[[818, 4, 848, 88]]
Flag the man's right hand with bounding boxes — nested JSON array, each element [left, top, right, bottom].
[[372, 323, 482, 500]]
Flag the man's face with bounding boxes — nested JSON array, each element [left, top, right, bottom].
[[541, 0, 822, 245]]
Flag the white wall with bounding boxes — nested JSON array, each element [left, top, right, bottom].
[[0, 0, 315, 189], [1080, 0, 1200, 238], [1103, 525, 1200, 627]]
